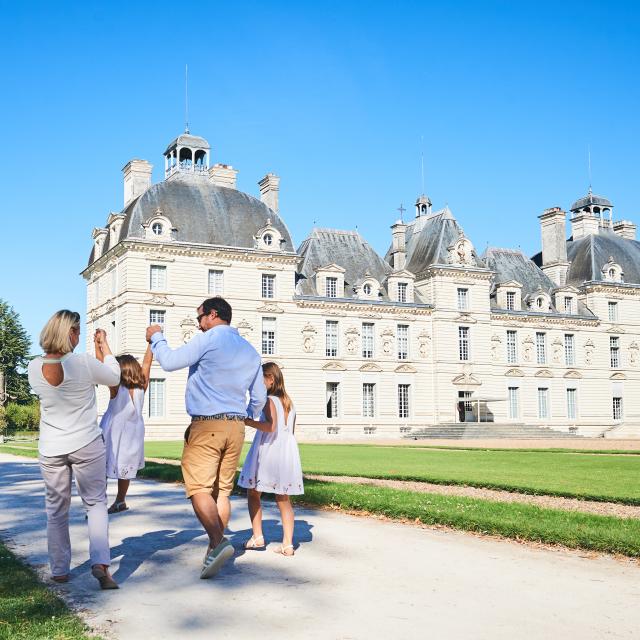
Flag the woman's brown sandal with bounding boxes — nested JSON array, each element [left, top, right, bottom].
[[91, 565, 119, 590]]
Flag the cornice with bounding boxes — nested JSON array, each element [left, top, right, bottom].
[[295, 297, 432, 316], [420, 265, 494, 281], [490, 313, 599, 327]]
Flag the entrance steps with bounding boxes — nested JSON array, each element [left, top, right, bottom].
[[405, 423, 583, 440]]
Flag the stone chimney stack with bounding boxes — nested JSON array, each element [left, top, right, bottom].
[[258, 173, 280, 212], [390, 220, 407, 271], [209, 163, 238, 189], [123, 159, 153, 207], [613, 220, 637, 240], [539, 207, 570, 286], [570, 212, 600, 240]]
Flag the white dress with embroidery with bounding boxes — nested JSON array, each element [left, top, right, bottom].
[[100, 385, 146, 479], [238, 396, 304, 495]]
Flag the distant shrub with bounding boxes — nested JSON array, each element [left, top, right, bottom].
[[5, 401, 40, 432]]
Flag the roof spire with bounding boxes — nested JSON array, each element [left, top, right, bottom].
[[587, 144, 592, 196], [420, 135, 425, 196], [184, 64, 190, 134]]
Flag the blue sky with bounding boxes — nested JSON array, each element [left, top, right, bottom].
[[1, 1, 639, 350]]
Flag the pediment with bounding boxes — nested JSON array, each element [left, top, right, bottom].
[[203, 259, 233, 267], [609, 372, 626, 380], [92, 227, 108, 239], [322, 361, 346, 371], [563, 370, 583, 379], [606, 325, 625, 333], [144, 294, 175, 307], [496, 280, 523, 289], [534, 369, 554, 378], [451, 373, 482, 386], [454, 313, 477, 324], [106, 212, 125, 226], [505, 368, 524, 377], [256, 303, 284, 314], [553, 285, 580, 294], [359, 363, 382, 372], [394, 364, 417, 373], [315, 263, 346, 274], [387, 269, 416, 281]]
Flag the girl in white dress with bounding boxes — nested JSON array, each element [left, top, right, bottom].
[[239, 362, 303, 556], [98, 344, 153, 514]]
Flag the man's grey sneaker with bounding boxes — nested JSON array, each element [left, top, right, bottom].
[[200, 538, 234, 579]]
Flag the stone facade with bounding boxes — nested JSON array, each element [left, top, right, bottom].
[[82, 133, 640, 439]]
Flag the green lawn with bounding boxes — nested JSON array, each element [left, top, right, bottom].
[[0, 541, 99, 640], [141, 441, 640, 504]]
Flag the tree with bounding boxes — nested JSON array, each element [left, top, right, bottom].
[[0, 299, 32, 404]]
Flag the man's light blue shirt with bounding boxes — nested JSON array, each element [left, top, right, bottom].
[[150, 324, 267, 419]]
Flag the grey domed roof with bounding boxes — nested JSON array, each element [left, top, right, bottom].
[[570, 192, 613, 211], [565, 230, 640, 285], [164, 133, 210, 154], [92, 175, 294, 264]]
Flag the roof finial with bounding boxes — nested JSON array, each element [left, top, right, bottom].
[[397, 203, 406, 222], [184, 64, 190, 134]]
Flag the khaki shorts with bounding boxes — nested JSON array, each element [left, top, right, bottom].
[[181, 419, 245, 499]]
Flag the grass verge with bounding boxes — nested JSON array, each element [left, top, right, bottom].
[[138, 461, 640, 557], [0, 541, 99, 640]]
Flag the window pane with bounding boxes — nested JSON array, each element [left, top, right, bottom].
[[506, 330, 517, 364], [458, 326, 470, 361], [537, 387, 549, 419], [150, 265, 166, 291], [326, 382, 339, 418], [536, 332, 546, 364], [149, 309, 165, 326], [567, 388, 577, 420], [261, 317, 276, 355], [149, 379, 165, 417], [508, 386, 519, 419], [261, 274, 275, 299], [362, 323, 374, 359], [326, 277, 338, 298], [506, 291, 515, 311], [325, 320, 338, 357], [208, 270, 224, 295], [398, 384, 410, 418], [362, 383, 375, 417], [397, 324, 409, 360], [397, 282, 408, 303], [613, 397, 623, 420], [608, 301, 618, 322], [564, 334, 575, 366], [457, 288, 468, 311], [610, 336, 620, 368]]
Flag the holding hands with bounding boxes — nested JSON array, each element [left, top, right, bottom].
[[93, 329, 113, 362], [146, 325, 163, 343]]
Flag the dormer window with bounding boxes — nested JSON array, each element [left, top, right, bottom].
[[326, 277, 338, 298], [564, 296, 574, 314], [506, 291, 516, 311], [363, 283, 372, 295], [602, 257, 623, 283], [152, 222, 163, 236], [397, 282, 408, 303]]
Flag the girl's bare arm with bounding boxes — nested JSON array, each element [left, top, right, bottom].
[[244, 398, 276, 432], [141, 343, 153, 391]]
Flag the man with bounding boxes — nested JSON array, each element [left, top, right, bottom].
[[146, 297, 266, 579]]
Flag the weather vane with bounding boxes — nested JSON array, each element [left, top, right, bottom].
[[397, 203, 406, 222]]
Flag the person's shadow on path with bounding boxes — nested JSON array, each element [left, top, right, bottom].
[[70, 528, 202, 584], [229, 518, 314, 557]]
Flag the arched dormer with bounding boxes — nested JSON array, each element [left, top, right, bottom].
[[525, 289, 552, 312], [142, 208, 176, 242], [107, 212, 125, 245], [92, 227, 108, 259], [354, 273, 381, 300], [602, 256, 624, 283], [255, 219, 283, 252]]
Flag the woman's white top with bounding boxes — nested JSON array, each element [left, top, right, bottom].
[[28, 353, 121, 457]]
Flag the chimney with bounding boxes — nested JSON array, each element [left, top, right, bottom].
[[570, 211, 599, 240], [390, 220, 407, 270], [122, 159, 153, 207], [258, 173, 280, 212], [539, 207, 570, 286], [613, 220, 636, 240], [209, 163, 238, 189]]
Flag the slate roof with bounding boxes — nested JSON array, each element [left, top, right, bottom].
[[164, 133, 210, 154], [570, 192, 613, 211], [89, 174, 294, 265], [385, 207, 483, 274], [297, 228, 393, 299]]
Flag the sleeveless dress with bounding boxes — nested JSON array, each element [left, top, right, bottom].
[[238, 396, 304, 495], [99, 385, 146, 479]]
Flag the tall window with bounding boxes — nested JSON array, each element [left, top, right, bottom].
[[564, 296, 574, 314], [508, 386, 519, 419], [608, 301, 618, 322], [458, 327, 470, 361], [506, 291, 516, 311], [610, 336, 620, 368], [398, 384, 410, 418], [148, 379, 165, 417], [261, 317, 276, 355], [149, 309, 165, 327], [397, 324, 409, 360], [261, 274, 275, 299], [362, 323, 374, 359], [536, 332, 546, 365], [506, 330, 518, 364], [326, 382, 339, 418], [208, 270, 224, 296], [362, 383, 375, 418], [457, 288, 469, 311], [325, 320, 338, 357], [566, 388, 577, 420], [397, 282, 408, 303], [537, 387, 549, 419], [612, 396, 623, 420], [564, 334, 575, 366], [150, 265, 166, 291], [326, 277, 338, 298]]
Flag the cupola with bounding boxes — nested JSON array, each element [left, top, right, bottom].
[[164, 131, 210, 179]]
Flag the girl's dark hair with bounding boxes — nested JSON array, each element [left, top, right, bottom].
[[116, 354, 146, 389], [262, 362, 292, 415]]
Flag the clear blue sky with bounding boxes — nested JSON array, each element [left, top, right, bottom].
[[1, 0, 639, 351]]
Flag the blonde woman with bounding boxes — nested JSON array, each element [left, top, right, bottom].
[[27, 310, 121, 590]]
